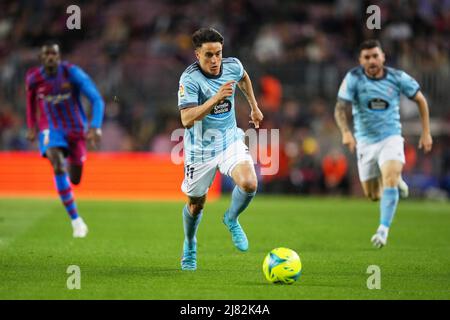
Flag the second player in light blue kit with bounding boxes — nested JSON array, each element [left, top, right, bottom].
[[335, 40, 433, 248], [178, 28, 264, 270]]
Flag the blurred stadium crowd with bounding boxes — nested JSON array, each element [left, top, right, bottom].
[[1, 0, 449, 197]]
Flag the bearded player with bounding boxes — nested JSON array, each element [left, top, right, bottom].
[[26, 42, 105, 238], [335, 40, 432, 248]]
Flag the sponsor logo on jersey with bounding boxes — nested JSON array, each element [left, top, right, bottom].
[[368, 98, 389, 110], [210, 100, 232, 115], [61, 82, 72, 90], [38, 92, 72, 104], [179, 84, 185, 98]]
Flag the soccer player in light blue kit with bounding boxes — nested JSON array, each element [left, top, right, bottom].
[[177, 28, 264, 270], [335, 40, 433, 248]]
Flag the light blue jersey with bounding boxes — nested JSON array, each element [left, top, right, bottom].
[[337, 66, 420, 144], [178, 57, 245, 163]]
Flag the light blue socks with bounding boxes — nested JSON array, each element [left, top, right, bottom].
[[182, 205, 202, 245], [226, 186, 256, 221], [380, 187, 399, 227]]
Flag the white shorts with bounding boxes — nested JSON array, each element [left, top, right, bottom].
[[356, 135, 405, 182], [181, 139, 254, 197]]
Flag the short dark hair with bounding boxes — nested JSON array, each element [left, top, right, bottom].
[[192, 28, 224, 49], [359, 39, 382, 53], [42, 40, 60, 50]]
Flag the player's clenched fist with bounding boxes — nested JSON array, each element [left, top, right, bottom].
[[249, 107, 264, 129], [418, 132, 432, 154], [342, 131, 356, 153], [26, 127, 36, 142], [87, 127, 102, 149], [214, 80, 235, 103]]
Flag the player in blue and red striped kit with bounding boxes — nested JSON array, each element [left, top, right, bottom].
[[26, 42, 105, 238]]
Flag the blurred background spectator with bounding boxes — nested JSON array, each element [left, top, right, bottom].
[[0, 0, 449, 198]]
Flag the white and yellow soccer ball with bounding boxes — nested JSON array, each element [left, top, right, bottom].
[[262, 247, 302, 284]]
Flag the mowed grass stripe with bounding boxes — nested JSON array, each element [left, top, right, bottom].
[[0, 197, 449, 299]]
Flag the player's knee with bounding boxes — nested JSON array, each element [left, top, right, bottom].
[[239, 179, 258, 193], [70, 176, 81, 185], [383, 175, 399, 188], [363, 187, 380, 201], [47, 153, 65, 174], [366, 192, 380, 202], [189, 204, 204, 216], [188, 195, 206, 216], [52, 163, 66, 175]]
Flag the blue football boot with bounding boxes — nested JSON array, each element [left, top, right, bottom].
[[223, 211, 249, 251], [181, 239, 197, 271]]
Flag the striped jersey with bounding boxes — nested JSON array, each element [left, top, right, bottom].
[[26, 61, 104, 133]]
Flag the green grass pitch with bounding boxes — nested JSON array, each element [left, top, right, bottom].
[[0, 196, 449, 299]]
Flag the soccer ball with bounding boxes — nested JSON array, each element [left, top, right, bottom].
[[262, 247, 302, 284]]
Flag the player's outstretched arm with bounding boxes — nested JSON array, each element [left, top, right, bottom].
[[334, 99, 356, 153], [180, 80, 235, 128], [413, 91, 432, 153], [238, 71, 263, 128]]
